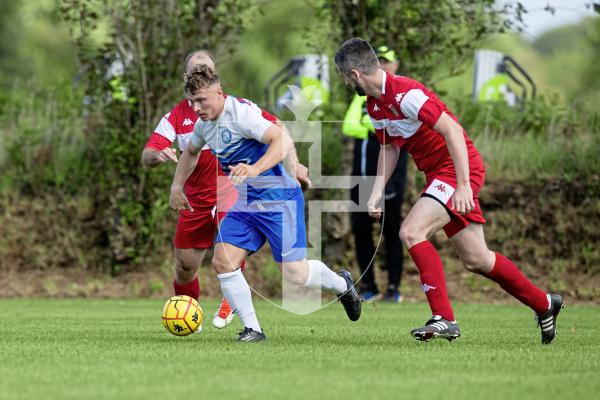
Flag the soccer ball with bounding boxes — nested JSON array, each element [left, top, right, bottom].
[[161, 295, 203, 336]]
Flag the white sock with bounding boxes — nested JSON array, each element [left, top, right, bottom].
[[217, 269, 261, 333], [303, 260, 348, 295]]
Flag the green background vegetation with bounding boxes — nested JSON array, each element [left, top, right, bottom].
[[0, 0, 598, 297]]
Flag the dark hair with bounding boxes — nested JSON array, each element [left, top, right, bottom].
[[334, 38, 380, 76], [183, 50, 214, 73], [184, 64, 220, 95]]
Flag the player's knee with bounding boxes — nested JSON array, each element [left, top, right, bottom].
[[399, 222, 423, 247], [211, 254, 235, 274], [175, 257, 196, 274], [175, 256, 197, 282]]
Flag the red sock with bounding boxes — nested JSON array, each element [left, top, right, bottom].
[[173, 275, 200, 300], [408, 241, 455, 321], [485, 253, 548, 315]]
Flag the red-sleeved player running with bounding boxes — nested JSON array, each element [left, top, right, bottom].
[[334, 38, 563, 344], [142, 51, 310, 330]]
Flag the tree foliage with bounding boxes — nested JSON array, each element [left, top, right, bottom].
[[324, 0, 523, 83], [580, 16, 600, 96]]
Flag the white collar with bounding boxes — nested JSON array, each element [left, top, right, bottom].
[[381, 70, 386, 95]]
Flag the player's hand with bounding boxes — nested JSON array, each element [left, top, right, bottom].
[[169, 187, 193, 212], [367, 192, 383, 220], [228, 163, 259, 186], [296, 163, 312, 189], [155, 148, 178, 163], [451, 183, 474, 215]]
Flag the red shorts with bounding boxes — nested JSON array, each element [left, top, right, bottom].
[[174, 185, 239, 249], [215, 179, 239, 222], [421, 166, 486, 238], [174, 206, 217, 249]]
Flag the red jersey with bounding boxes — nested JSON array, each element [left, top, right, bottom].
[[144, 97, 278, 208], [367, 72, 483, 180]]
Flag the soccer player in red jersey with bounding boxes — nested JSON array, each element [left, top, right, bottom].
[[334, 38, 563, 344], [142, 50, 309, 329]]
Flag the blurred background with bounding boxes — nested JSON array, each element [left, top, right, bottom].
[[0, 0, 598, 302]]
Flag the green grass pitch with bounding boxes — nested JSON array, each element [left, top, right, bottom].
[[0, 299, 598, 400]]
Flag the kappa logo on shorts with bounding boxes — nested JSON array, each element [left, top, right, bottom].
[[425, 179, 455, 205]]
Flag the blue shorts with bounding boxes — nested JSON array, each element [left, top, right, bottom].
[[215, 189, 307, 263]]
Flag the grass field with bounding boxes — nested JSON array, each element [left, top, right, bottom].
[[0, 299, 598, 400]]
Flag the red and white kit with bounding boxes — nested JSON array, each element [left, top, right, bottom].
[[145, 97, 277, 248], [367, 72, 486, 237], [365, 71, 552, 328]]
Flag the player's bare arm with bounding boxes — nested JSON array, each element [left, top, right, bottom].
[[229, 125, 294, 186], [433, 111, 475, 215], [141, 147, 179, 167], [283, 146, 299, 185], [271, 119, 311, 188], [169, 143, 202, 212], [295, 158, 311, 189], [367, 143, 400, 219], [278, 121, 299, 185]]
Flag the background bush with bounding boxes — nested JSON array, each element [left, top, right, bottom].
[[0, 1, 598, 289]]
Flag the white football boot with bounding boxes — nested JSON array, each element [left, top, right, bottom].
[[212, 297, 235, 329]]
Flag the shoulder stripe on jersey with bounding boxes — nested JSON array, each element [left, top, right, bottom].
[[400, 89, 429, 121], [215, 139, 244, 159], [234, 97, 261, 113], [369, 117, 422, 139], [369, 116, 388, 130], [155, 116, 176, 141], [386, 118, 423, 138]]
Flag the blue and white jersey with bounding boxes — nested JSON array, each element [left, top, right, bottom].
[[190, 96, 299, 204]]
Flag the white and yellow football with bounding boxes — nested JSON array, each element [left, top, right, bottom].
[[161, 295, 203, 336]]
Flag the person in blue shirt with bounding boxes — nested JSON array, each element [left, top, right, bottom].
[[169, 64, 362, 342]]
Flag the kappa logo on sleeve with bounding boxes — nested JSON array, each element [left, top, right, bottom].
[[183, 118, 194, 126]]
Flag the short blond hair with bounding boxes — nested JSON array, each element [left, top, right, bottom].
[[184, 64, 220, 96]]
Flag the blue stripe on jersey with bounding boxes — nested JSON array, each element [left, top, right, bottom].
[[215, 135, 298, 203]]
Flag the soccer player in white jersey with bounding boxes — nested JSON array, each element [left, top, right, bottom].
[[143, 50, 311, 330], [169, 64, 362, 342]]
